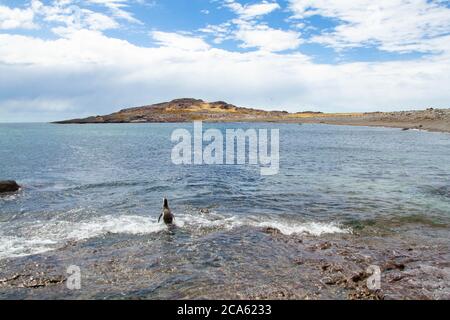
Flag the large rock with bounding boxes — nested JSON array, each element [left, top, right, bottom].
[[0, 180, 21, 193]]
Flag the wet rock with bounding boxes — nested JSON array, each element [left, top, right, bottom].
[[350, 271, 369, 283], [332, 265, 344, 273], [327, 274, 347, 286], [321, 263, 331, 271], [389, 274, 406, 283], [0, 180, 20, 193], [21, 276, 65, 288], [348, 288, 384, 300], [384, 262, 406, 271], [263, 227, 281, 235], [319, 242, 332, 250], [321, 277, 337, 285], [0, 274, 20, 284]]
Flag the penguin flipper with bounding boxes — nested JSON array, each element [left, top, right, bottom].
[[158, 213, 163, 223]]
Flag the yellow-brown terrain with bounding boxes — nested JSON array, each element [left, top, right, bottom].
[[55, 98, 450, 133]]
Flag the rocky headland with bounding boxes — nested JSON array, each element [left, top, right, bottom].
[[54, 98, 450, 133], [54, 98, 292, 124]]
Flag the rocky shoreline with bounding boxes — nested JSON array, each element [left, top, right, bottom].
[[296, 108, 450, 133], [0, 224, 448, 300]]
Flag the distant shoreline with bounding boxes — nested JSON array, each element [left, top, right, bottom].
[[288, 116, 450, 133], [52, 98, 450, 133], [52, 119, 450, 134]]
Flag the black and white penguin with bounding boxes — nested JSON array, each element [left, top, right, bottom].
[[158, 198, 174, 225]]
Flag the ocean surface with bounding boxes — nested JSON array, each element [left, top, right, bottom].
[[0, 123, 449, 264]]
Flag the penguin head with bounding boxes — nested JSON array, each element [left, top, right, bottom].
[[163, 197, 169, 209]]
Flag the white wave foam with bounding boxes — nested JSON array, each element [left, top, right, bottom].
[[0, 215, 166, 259], [0, 237, 58, 260], [175, 213, 350, 236], [65, 215, 165, 239], [248, 221, 350, 236], [0, 212, 350, 259]]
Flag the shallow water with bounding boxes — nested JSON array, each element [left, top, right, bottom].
[[0, 123, 449, 260]]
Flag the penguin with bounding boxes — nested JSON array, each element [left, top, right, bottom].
[[158, 198, 174, 225]]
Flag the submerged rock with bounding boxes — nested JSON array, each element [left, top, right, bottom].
[[383, 261, 406, 271], [263, 227, 281, 235], [0, 180, 20, 193]]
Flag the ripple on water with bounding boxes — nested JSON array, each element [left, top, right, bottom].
[[426, 185, 450, 198]]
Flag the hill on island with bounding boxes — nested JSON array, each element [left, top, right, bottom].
[[54, 98, 308, 124], [54, 98, 449, 133]]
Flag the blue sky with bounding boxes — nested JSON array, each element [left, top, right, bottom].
[[1, 0, 450, 122]]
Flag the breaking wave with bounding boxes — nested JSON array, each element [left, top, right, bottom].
[[0, 212, 350, 259]]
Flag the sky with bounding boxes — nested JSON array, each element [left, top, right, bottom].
[[0, 0, 450, 122]]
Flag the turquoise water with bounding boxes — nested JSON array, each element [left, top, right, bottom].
[[0, 123, 449, 259]]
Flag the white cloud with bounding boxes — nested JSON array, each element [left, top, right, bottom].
[[151, 31, 211, 51], [234, 22, 302, 52], [82, 10, 120, 30], [0, 4, 37, 29], [0, 1, 450, 122], [0, 0, 124, 35], [0, 29, 449, 122], [199, 22, 232, 44], [224, 0, 281, 20], [28, 0, 142, 28], [203, 1, 301, 52], [0, 97, 75, 112], [86, 0, 141, 24], [288, 0, 450, 53]]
